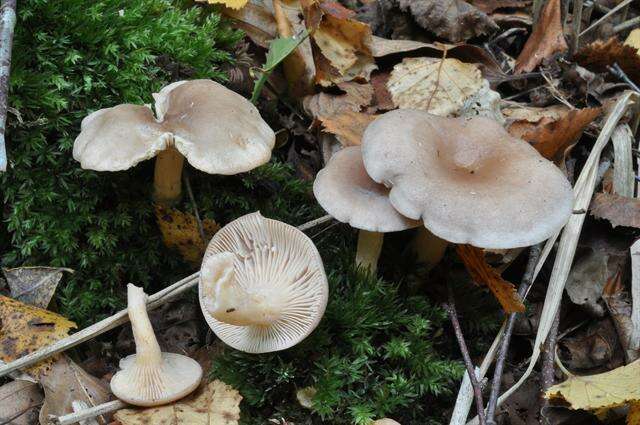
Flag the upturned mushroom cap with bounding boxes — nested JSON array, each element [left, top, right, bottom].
[[361, 109, 574, 249], [73, 80, 275, 174], [199, 212, 329, 353], [110, 285, 202, 407], [313, 146, 419, 232]]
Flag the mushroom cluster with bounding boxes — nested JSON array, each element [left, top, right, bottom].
[[73, 79, 275, 205], [199, 212, 329, 353], [313, 109, 574, 268]]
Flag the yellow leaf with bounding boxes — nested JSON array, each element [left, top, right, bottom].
[[628, 401, 640, 425], [624, 28, 640, 52], [155, 205, 220, 266], [545, 359, 640, 411], [201, 0, 248, 10], [386, 57, 484, 117], [114, 380, 242, 425], [0, 295, 76, 377]]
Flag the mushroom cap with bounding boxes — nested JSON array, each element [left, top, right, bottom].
[[361, 109, 574, 249], [110, 352, 202, 407], [73, 80, 275, 174], [73, 104, 170, 171], [313, 146, 419, 232], [199, 212, 329, 353]]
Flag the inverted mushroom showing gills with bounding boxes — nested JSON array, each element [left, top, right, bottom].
[[110, 284, 202, 406], [313, 146, 419, 272], [73, 80, 275, 205], [362, 109, 574, 249], [199, 212, 329, 353]]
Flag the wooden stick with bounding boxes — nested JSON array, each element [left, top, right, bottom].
[[570, 0, 583, 55], [50, 400, 127, 425], [579, 0, 634, 37], [613, 15, 640, 34], [0, 0, 17, 171]]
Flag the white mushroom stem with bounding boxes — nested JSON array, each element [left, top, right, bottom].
[[127, 284, 162, 369], [202, 252, 282, 326], [412, 227, 449, 271], [355, 230, 384, 273], [153, 146, 185, 206]]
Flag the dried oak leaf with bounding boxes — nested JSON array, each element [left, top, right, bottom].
[[115, 380, 242, 425], [519, 107, 601, 165], [456, 245, 525, 313], [514, 0, 567, 74], [0, 295, 76, 377], [396, 0, 498, 43], [590, 193, 640, 229], [386, 57, 485, 116], [575, 37, 640, 85], [155, 205, 220, 266]]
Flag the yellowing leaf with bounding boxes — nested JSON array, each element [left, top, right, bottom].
[[386, 57, 484, 116], [114, 380, 242, 425], [456, 245, 525, 313], [545, 359, 640, 411], [624, 29, 640, 52], [201, 0, 248, 10], [629, 402, 640, 425], [0, 295, 76, 377], [155, 206, 220, 266]]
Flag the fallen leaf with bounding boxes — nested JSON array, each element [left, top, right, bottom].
[[221, 1, 277, 47], [370, 35, 452, 57], [603, 271, 639, 363], [114, 380, 242, 425], [200, 0, 249, 10], [456, 245, 525, 313], [545, 359, 640, 411], [565, 250, 609, 316], [560, 319, 619, 370], [0, 295, 76, 377], [296, 386, 316, 409], [4, 266, 72, 308], [155, 206, 220, 266], [514, 0, 567, 73], [39, 355, 111, 423], [504, 103, 570, 137], [625, 28, 640, 51], [396, 0, 497, 43], [629, 402, 640, 425], [319, 110, 377, 146], [370, 72, 394, 111], [0, 380, 43, 425], [575, 37, 640, 85], [303, 1, 377, 86], [471, 0, 530, 14], [519, 107, 601, 165], [303, 81, 373, 118], [590, 193, 640, 229]]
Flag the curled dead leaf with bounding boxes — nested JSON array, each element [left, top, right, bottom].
[[590, 193, 640, 229], [4, 266, 72, 309], [575, 37, 640, 85]]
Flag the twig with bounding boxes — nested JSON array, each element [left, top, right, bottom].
[[297, 213, 332, 231], [570, 0, 583, 55], [608, 63, 640, 93], [613, 15, 640, 34], [0, 0, 17, 172], [182, 169, 206, 244], [444, 282, 486, 425], [49, 400, 126, 425], [485, 243, 543, 425], [579, 0, 634, 37], [0, 214, 334, 378], [540, 308, 561, 420]]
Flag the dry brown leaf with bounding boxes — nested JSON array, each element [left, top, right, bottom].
[[397, 0, 497, 43], [200, 0, 248, 9], [471, 0, 530, 14], [575, 37, 640, 85], [221, 1, 277, 47], [39, 355, 111, 423], [629, 402, 640, 425], [155, 206, 220, 266], [514, 0, 567, 73], [0, 380, 43, 425], [370, 36, 453, 57], [4, 266, 72, 308], [590, 193, 640, 229], [370, 72, 394, 111], [519, 107, 601, 165], [114, 380, 242, 425], [386, 57, 484, 116], [545, 359, 640, 411], [303, 0, 376, 86], [303, 81, 373, 118], [320, 110, 377, 146], [456, 245, 525, 313], [603, 270, 639, 363], [0, 295, 76, 377]]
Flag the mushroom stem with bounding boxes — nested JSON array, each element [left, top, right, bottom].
[[202, 253, 282, 327], [153, 147, 185, 206], [355, 230, 384, 273], [127, 284, 162, 369], [412, 227, 448, 271]]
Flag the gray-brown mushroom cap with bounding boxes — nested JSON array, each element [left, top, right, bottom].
[[313, 146, 419, 232], [361, 109, 574, 249]]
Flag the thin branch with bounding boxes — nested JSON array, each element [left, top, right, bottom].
[[444, 282, 487, 425], [579, 0, 634, 37], [0, 0, 17, 171], [540, 308, 561, 420], [49, 400, 126, 425], [608, 63, 640, 93], [570, 0, 583, 55], [485, 243, 543, 425], [613, 15, 640, 34]]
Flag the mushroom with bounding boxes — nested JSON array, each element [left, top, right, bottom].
[[361, 109, 574, 248], [313, 146, 419, 272], [199, 212, 328, 353], [73, 79, 275, 205], [110, 284, 202, 406]]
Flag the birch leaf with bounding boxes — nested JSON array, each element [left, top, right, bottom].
[[4, 266, 72, 308]]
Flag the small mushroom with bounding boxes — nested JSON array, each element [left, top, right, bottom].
[[361, 109, 574, 248], [73, 79, 275, 205], [313, 146, 419, 272], [199, 212, 328, 353], [110, 284, 202, 406]]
